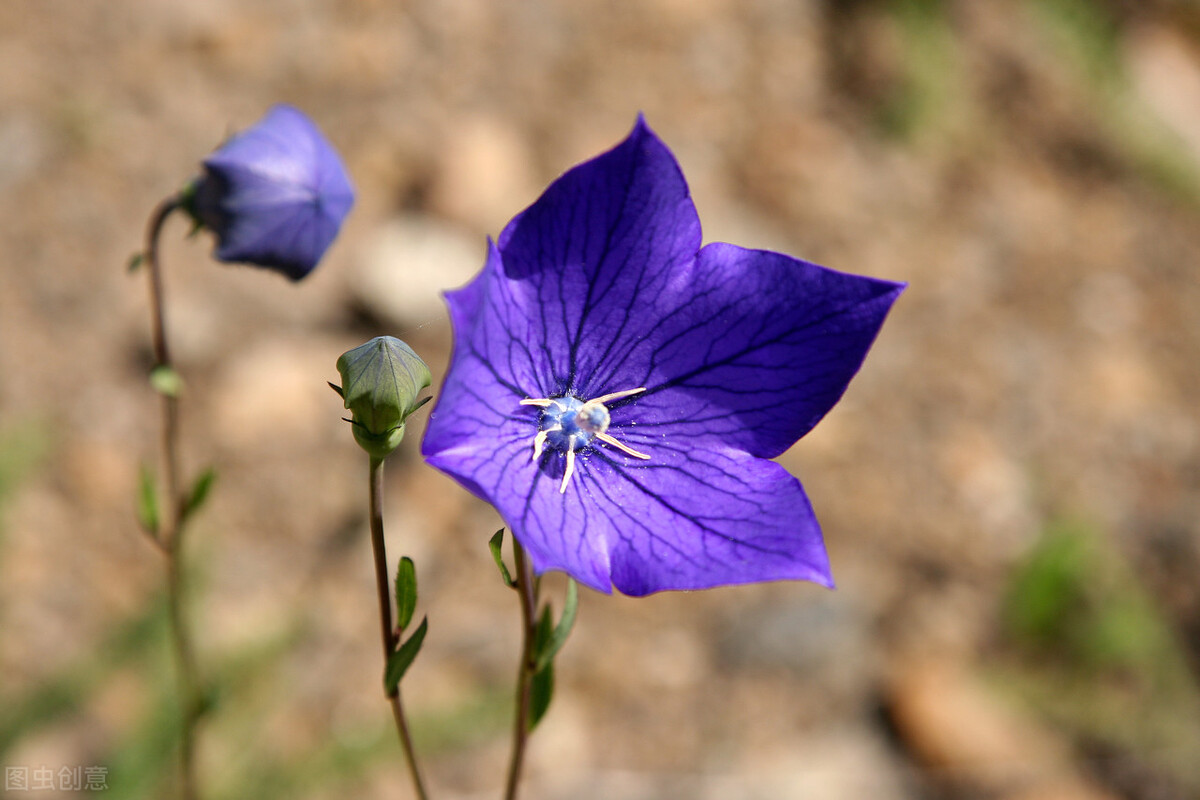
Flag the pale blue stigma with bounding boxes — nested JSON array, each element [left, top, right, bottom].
[[520, 387, 652, 493], [541, 396, 609, 453]]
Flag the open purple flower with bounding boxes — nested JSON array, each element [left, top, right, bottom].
[[422, 117, 905, 596], [187, 104, 355, 281]]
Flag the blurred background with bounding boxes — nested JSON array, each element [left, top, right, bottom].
[[2, 0, 1199, 798]]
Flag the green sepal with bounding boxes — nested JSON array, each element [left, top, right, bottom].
[[149, 365, 184, 398], [528, 607, 555, 731], [488, 529, 515, 588], [351, 421, 405, 461], [180, 467, 217, 525], [395, 556, 417, 632], [136, 464, 159, 536], [384, 616, 428, 695], [535, 578, 578, 673], [327, 381, 344, 399], [127, 252, 145, 273]]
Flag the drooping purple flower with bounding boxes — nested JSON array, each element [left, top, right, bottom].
[[421, 117, 905, 596], [187, 104, 355, 281]]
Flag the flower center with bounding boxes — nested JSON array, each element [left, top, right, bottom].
[[540, 396, 609, 451], [520, 387, 651, 493]]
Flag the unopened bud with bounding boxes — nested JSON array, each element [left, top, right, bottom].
[[335, 336, 432, 459]]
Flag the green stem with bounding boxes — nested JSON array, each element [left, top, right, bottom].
[[165, 540, 199, 800], [502, 540, 539, 800], [144, 194, 200, 800], [368, 457, 430, 800]]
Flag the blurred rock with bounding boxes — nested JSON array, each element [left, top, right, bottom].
[[886, 660, 1121, 800], [350, 215, 484, 328], [1128, 23, 1200, 166], [428, 114, 539, 234], [0, 112, 46, 193]]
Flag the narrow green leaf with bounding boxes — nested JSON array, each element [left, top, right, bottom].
[[535, 578, 579, 673], [395, 556, 417, 632], [127, 252, 145, 273], [149, 365, 184, 397], [327, 381, 344, 398], [488, 529, 515, 588], [384, 616, 428, 694], [136, 465, 159, 535], [528, 608, 555, 730], [180, 467, 216, 524], [529, 662, 554, 731]]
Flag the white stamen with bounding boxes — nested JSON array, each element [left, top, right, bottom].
[[532, 429, 549, 461], [560, 446, 576, 493], [589, 386, 647, 405], [520, 398, 554, 408], [596, 432, 650, 460]]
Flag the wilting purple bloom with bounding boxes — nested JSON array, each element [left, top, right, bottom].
[[422, 117, 904, 596], [189, 104, 355, 281]]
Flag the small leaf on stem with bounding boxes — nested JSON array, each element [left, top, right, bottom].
[[327, 381, 344, 398], [489, 529, 515, 588], [384, 616, 428, 695], [395, 556, 417, 632], [150, 365, 184, 397], [181, 467, 217, 524], [137, 464, 160, 536], [535, 578, 578, 674], [528, 607, 556, 730], [127, 252, 145, 273]]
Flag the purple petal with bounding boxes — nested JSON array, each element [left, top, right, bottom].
[[606, 244, 906, 458], [422, 244, 837, 594], [596, 442, 831, 595], [198, 104, 355, 280], [494, 116, 701, 396], [487, 118, 902, 455], [426, 399, 832, 594]]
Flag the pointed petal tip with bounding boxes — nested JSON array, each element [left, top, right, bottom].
[[624, 112, 667, 154]]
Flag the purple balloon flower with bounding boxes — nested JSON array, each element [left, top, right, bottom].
[[189, 104, 355, 281], [422, 117, 905, 596]]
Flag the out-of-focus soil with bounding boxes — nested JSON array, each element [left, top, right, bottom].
[[2, 1, 1200, 798]]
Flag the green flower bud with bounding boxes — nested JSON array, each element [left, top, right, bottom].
[[335, 336, 432, 460]]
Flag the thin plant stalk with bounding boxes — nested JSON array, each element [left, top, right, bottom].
[[143, 193, 201, 800], [503, 540, 539, 800], [367, 456, 430, 800]]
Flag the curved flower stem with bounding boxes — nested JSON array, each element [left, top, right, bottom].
[[143, 193, 201, 800], [367, 457, 430, 800], [502, 540, 539, 800], [145, 195, 183, 545]]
